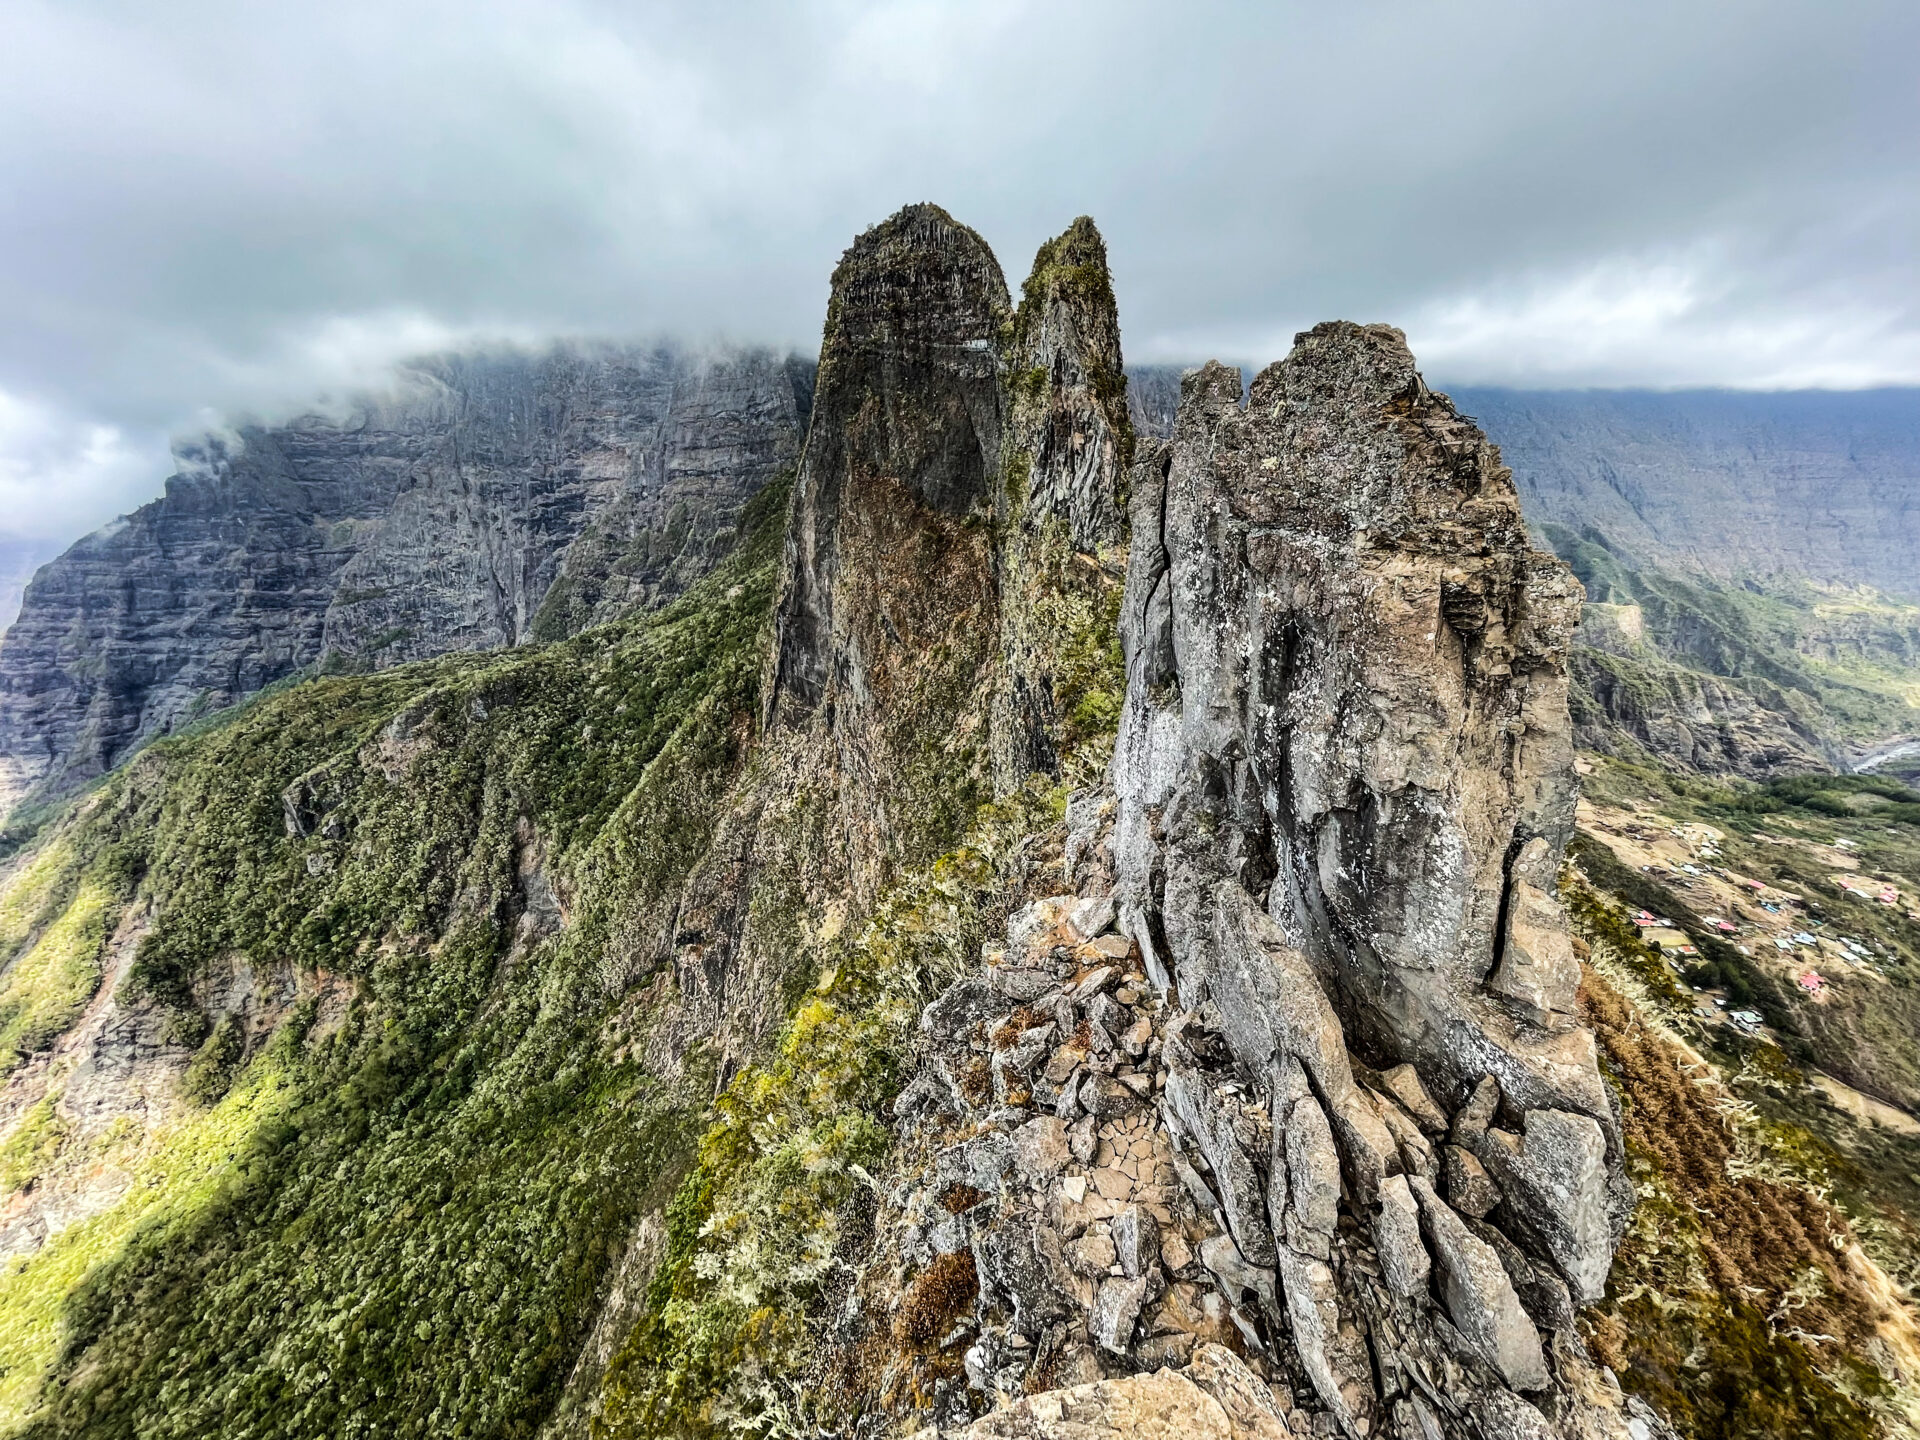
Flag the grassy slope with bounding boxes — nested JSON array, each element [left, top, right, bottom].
[[0, 480, 794, 1439], [1570, 755, 1920, 1438]]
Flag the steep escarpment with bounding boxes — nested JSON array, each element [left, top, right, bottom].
[[0, 344, 811, 823], [1442, 388, 1920, 778], [1455, 388, 1920, 602], [1550, 527, 1920, 779]]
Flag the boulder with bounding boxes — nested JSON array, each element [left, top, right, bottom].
[[1375, 1173, 1432, 1299], [1410, 1177, 1548, 1391], [1469, 1109, 1613, 1303]]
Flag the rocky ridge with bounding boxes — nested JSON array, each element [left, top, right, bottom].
[[3, 203, 1904, 1440], [0, 343, 811, 821], [833, 326, 1656, 1439]]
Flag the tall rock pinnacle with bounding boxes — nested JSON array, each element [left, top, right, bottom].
[[1101, 321, 1626, 1424], [992, 217, 1133, 789], [881, 320, 1644, 1440], [766, 205, 1132, 890]]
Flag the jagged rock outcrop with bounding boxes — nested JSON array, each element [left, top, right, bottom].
[[766, 205, 1128, 895], [858, 325, 1654, 1440], [765, 205, 1012, 893], [0, 344, 810, 820]]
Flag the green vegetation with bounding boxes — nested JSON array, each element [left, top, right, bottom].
[[0, 877, 119, 1072], [0, 1099, 67, 1195], [1547, 523, 1920, 748], [0, 479, 796, 1438], [1580, 972, 1899, 1440], [596, 772, 1075, 1440], [1734, 771, 1920, 827]]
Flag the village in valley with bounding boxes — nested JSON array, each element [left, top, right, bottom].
[[1572, 758, 1920, 1041]]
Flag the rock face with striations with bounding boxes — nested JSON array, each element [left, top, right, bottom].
[[883, 325, 1653, 1440], [766, 205, 1128, 897], [0, 344, 811, 820], [1454, 387, 1920, 602]]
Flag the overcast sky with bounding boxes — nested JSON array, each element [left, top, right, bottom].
[[2, 0, 1917, 575]]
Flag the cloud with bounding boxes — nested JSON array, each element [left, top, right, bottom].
[[0, 0, 1915, 551], [0, 389, 168, 546], [1407, 242, 1920, 389]]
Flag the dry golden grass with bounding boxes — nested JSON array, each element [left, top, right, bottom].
[[1581, 969, 1912, 1438]]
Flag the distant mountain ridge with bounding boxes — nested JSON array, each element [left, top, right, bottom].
[[1452, 387, 1920, 599], [1458, 386, 1920, 776], [6, 363, 1919, 824], [0, 343, 812, 820]]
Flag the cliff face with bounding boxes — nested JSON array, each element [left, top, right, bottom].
[[1453, 387, 1920, 601], [0, 344, 811, 821], [1445, 389, 1920, 777]]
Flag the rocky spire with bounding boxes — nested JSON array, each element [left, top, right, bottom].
[[991, 216, 1133, 790], [1110, 324, 1611, 1140], [1102, 322, 1626, 1429], [764, 206, 1133, 887], [880, 323, 1650, 1440]]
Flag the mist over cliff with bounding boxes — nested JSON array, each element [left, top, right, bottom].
[[0, 342, 812, 820]]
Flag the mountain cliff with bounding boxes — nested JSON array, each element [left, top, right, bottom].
[[0, 210, 1913, 1440], [1457, 389, 1920, 778], [1451, 388, 1920, 601], [0, 345, 812, 824]]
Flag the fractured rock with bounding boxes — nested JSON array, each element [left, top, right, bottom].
[[906, 1367, 1235, 1440], [1269, 1057, 1340, 1258], [1381, 1063, 1450, 1133], [1013, 1115, 1072, 1183], [1410, 1177, 1548, 1392], [1198, 1233, 1275, 1306], [1066, 894, 1117, 943], [1091, 1275, 1149, 1353], [1468, 1109, 1613, 1304], [1187, 1343, 1293, 1440], [1165, 1068, 1277, 1265], [1488, 837, 1582, 1029], [977, 1220, 1074, 1336], [1443, 1144, 1502, 1220], [1080, 1073, 1144, 1118], [1113, 1204, 1160, 1279], [1375, 1173, 1432, 1299], [1068, 1229, 1119, 1279]]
